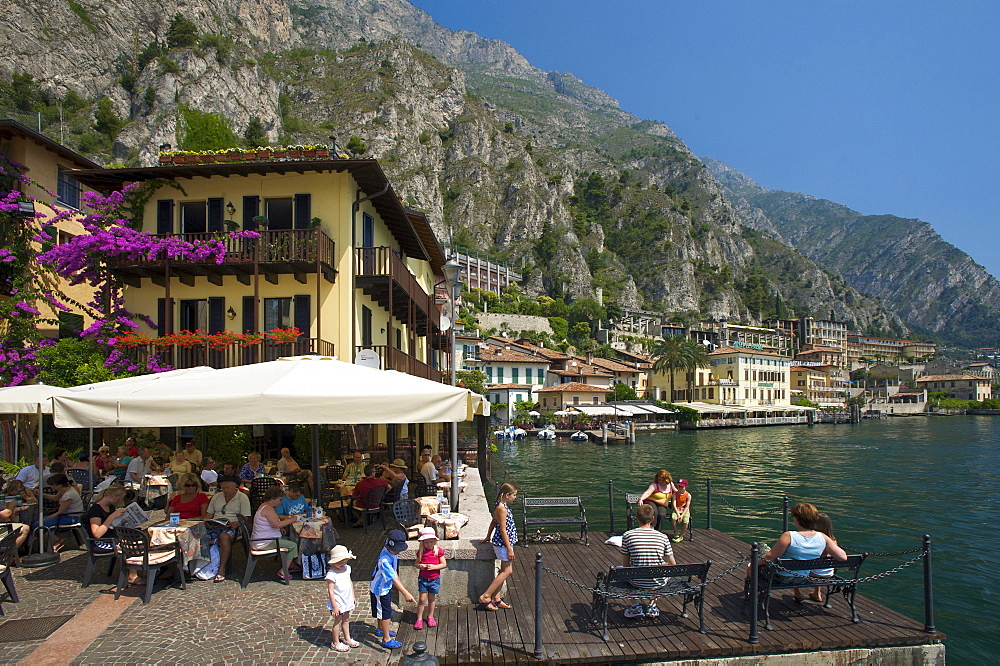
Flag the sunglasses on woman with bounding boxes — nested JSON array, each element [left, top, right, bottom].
[[183, 483, 198, 487]]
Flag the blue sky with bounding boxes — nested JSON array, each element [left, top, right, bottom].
[[409, 0, 1000, 278]]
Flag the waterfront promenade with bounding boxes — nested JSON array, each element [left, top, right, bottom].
[[0, 523, 942, 665]]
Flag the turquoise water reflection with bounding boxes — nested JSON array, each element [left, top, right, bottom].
[[494, 417, 998, 663]]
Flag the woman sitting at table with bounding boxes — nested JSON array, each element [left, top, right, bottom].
[[251, 486, 300, 580], [239, 452, 266, 483], [1, 479, 31, 551], [35, 473, 85, 550], [94, 446, 117, 478], [84, 483, 144, 585], [168, 450, 193, 476], [168, 473, 210, 520]]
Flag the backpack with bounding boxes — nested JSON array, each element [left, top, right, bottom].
[[302, 553, 327, 580]]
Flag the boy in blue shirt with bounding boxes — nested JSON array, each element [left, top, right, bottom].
[[275, 482, 310, 516], [370, 529, 416, 649]]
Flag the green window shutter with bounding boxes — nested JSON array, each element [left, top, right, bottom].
[[243, 196, 260, 230], [156, 200, 174, 234], [207, 198, 224, 232], [294, 194, 311, 229]]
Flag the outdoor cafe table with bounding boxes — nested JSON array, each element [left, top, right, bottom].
[[138, 475, 171, 506], [436, 481, 468, 495], [424, 512, 469, 540], [415, 495, 442, 517], [289, 515, 337, 555], [146, 518, 208, 569], [329, 483, 354, 524]]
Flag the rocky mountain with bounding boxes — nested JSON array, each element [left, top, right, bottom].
[[706, 158, 1000, 348], [0, 0, 929, 339]]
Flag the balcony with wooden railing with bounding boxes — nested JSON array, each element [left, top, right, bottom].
[[354, 246, 440, 332], [120, 337, 335, 370], [355, 345, 444, 383], [108, 229, 337, 287]]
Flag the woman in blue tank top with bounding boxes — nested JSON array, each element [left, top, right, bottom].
[[757, 502, 847, 601]]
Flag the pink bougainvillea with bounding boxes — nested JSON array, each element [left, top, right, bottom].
[[0, 160, 259, 386]]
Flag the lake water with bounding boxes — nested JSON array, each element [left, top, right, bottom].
[[492, 416, 998, 664]]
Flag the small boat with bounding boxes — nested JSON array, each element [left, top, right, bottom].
[[569, 431, 589, 442], [537, 427, 556, 440]]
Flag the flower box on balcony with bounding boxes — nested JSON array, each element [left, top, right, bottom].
[[183, 154, 199, 163], [257, 149, 272, 159], [198, 154, 215, 163], [287, 150, 302, 158], [159, 155, 172, 165], [302, 149, 316, 158], [315, 148, 330, 158], [272, 150, 288, 159]]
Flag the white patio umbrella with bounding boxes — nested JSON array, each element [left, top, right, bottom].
[[528, 410, 541, 417], [0, 384, 75, 566], [52, 356, 489, 499], [0, 368, 215, 565]]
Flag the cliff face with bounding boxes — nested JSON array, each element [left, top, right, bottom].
[[706, 158, 1000, 347], [0, 0, 917, 338]]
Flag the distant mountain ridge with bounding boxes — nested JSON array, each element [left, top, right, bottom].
[[705, 157, 1000, 347], [2, 0, 993, 346]]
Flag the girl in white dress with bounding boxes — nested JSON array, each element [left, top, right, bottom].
[[325, 545, 360, 652]]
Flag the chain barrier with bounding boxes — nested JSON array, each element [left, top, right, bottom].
[[840, 544, 925, 557], [538, 554, 751, 599], [713, 489, 783, 517], [767, 551, 926, 585]]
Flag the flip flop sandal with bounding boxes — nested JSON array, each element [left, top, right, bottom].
[[496, 599, 512, 609]]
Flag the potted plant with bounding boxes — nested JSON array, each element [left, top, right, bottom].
[[257, 146, 272, 159], [251, 215, 269, 231], [159, 153, 172, 165], [198, 152, 215, 163], [315, 147, 330, 158], [287, 145, 303, 158], [302, 144, 316, 158], [272, 147, 288, 159]]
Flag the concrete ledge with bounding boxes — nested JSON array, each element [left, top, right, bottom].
[[647, 644, 945, 666], [398, 466, 500, 604]]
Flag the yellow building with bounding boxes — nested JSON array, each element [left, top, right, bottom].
[[1, 119, 99, 338], [847, 335, 937, 367], [73, 158, 448, 380], [650, 345, 792, 406], [790, 364, 846, 407], [71, 157, 451, 454], [916, 374, 991, 401]]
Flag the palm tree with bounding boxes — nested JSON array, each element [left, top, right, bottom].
[[651, 335, 686, 402], [682, 339, 711, 401]]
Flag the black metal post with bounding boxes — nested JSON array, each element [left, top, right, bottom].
[[782, 495, 789, 533], [705, 477, 712, 530], [608, 479, 615, 536], [749, 543, 759, 644], [534, 552, 544, 659], [923, 534, 935, 634]]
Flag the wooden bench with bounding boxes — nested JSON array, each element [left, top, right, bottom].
[[521, 496, 588, 546], [591, 561, 712, 641], [745, 554, 867, 630]]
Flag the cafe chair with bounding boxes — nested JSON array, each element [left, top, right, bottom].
[[0, 524, 22, 567], [391, 499, 422, 539], [113, 526, 186, 605], [413, 483, 437, 498], [67, 468, 95, 499], [355, 486, 388, 534], [327, 464, 345, 481], [0, 530, 20, 616], [81, 536, 117, 589], [237, 515, 290, 588], [249, 476, 283, 515]]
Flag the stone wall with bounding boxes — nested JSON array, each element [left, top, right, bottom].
[[477, 312, 553, 335]]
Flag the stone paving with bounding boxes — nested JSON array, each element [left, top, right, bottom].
[[0, 515, 428, 666]]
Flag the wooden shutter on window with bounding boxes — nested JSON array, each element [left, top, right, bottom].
[[242, 296, 255, 333], [294, 194, 311, 229], [243, 196, 259, 230], [209, 297, 226, 334], [207, 198, 224, 232], [157, 200, 174, 234], [294, 295, 310, 337], [157, 298, 166, 336]]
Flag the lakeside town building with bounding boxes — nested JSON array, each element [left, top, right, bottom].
[[915, 374, 992, 402], [847, 334, 937, 368], [0, 119, 99, 339]]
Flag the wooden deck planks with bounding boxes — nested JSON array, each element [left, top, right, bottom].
[[389, 529, 941, 664]]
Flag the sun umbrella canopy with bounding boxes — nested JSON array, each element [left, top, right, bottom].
[[0, 384, 75, 415], [52, 356, 486, 428]]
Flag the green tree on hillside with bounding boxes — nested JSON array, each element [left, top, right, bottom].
[[94, 97, 123, 140], [167, 14, 199, 48], [244, 116, 268, 147], [179, 106, 237, 151], [346, 136, 367, 157]]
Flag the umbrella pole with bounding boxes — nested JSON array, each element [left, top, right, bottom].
[[88, 428, 94, 488], [23, 404, 59, 567], [311, 424, 321, 503], [450, 421, 458, 512], [13, 414, 18, 462]]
